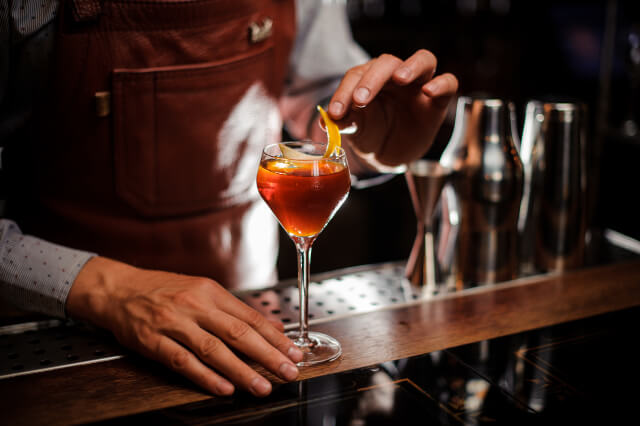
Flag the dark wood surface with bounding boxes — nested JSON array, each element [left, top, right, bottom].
[[2, 259, 640, 425]]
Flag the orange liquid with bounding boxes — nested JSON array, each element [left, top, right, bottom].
[[257, 159, 350, 237]]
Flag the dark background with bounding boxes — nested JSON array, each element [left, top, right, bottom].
[[277, 0, 640, 280]]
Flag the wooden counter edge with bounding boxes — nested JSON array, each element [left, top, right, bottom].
[[2, 259, 640, 425]]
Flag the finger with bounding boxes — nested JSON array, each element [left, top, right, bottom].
[[423, 73, 459, 99], [153, 334, 236, 396], [216, 296, 304, 363], [329, 64, 369, 119], [348, 54, 404, 107], [198, 309, 300, 382], [166, 321, 276, 397], [392, 49, 437, 86], [268, 318, 285, 332]]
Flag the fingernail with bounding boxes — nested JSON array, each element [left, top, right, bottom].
[[330, 101, 344, 116], [288, 346, 303, 362], [250, 377, 272, 397], [396, 67, 411, 80], [355, 87, 370, 103], [425, 81, 440, 95], [216, 380, 235, 396], [279, 362, 299, 381]]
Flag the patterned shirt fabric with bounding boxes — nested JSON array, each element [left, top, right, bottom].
[[0, 220, 94, 318], [0, 0, 369, 318]]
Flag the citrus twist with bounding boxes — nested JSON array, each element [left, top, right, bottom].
[[317, 105, 341, 158]]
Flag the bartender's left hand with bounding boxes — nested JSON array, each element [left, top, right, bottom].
[[328, 49, 458, 166]]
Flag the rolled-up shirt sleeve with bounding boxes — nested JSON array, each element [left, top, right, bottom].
[[0, 219, 95, 318]]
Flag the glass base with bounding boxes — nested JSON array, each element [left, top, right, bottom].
[[286, 331, 342, 366]]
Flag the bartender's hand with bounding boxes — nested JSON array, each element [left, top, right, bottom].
[[328, 49, 458, 166], [66, 257, 303, 397]]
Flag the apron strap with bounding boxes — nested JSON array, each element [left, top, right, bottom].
[[70, 0, 102, 22]]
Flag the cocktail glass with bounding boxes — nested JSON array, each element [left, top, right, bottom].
[[256, 141, 350, 365]]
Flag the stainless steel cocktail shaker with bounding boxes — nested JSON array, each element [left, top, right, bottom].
[[441, 97, 524, 287], [518, 101, 588, 273]]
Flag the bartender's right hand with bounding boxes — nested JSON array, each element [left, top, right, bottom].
[[66, 256, 303, 397]]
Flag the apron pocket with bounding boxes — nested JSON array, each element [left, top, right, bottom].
[[112, 46, 275, 218]]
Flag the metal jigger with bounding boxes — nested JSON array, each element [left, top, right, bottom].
[[405, 160, 452, 294]]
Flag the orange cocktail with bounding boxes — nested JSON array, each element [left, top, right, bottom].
[[257, 159, 350, 237], [256, 141, 350, 366]]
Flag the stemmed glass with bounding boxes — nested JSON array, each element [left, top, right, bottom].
[[256, 141, 350, 365]]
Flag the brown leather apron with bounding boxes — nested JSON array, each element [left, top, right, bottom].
[[4, 0, 295, 289]]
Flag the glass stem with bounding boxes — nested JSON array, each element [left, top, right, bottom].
[[293, 236, 314, 345]]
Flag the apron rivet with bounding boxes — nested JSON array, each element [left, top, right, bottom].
[[94, 91, 111, 118], [249, 17, 273, 44]]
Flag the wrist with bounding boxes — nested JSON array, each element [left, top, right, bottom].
[[343, 138, 405, 173], [66, 256, 139, 327]]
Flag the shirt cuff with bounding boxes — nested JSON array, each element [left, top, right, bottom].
[[0, 220, 96, 318]]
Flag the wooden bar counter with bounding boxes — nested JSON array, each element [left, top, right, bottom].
[[2, 256, 640, 425]]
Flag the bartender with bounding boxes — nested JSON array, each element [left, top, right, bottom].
[[0, 0, 457, 397]]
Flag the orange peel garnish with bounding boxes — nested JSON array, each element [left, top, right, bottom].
[[278, 143, 318, 160], [317, 105, 341, 158]]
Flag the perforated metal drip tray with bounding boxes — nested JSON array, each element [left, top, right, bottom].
[[0, 319, 124, 380], [1, 229, 639, 380], [236, 263, 423, 329]]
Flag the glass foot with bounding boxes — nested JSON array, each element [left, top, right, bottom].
[[286, 331, 342, 366]]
